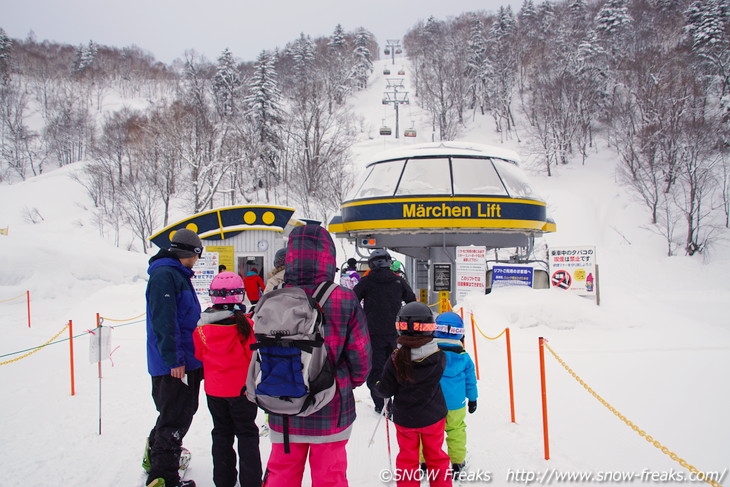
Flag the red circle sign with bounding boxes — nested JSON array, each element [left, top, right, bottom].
[[551, 270, 572, 290]]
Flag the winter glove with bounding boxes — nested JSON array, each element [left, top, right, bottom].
[[468, 400, 477, 414]]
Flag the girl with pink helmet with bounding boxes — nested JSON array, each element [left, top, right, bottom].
[[193, 271, 262, 486]]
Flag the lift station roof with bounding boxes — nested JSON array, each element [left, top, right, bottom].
[[328, 142, 556, 259]]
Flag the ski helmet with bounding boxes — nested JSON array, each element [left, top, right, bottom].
[[434, 311, 465, 340], [368, 249, 392, 269], [209, 271, 245, 305], [395, 301, 436, 336]]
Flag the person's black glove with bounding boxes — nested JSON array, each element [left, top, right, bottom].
[[468, 400, 477, 414]]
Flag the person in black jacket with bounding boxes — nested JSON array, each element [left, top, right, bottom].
[[375, 302, 451, 487], [354, 249, 416, 414]]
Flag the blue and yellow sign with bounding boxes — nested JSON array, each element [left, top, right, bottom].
[[328, 197, 556, 234], [149, 205, 295, 249]]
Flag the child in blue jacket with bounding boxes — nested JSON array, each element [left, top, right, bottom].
[[433, 311, 478, 473]]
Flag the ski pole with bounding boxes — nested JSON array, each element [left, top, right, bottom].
[[368, 401, 389, 447], [384, 398, 393, 474]]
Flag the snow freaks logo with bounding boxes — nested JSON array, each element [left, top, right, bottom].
[[379, 468, 492, 483]]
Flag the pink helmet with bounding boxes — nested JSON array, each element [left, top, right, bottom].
[[209, 271, 245, 305]]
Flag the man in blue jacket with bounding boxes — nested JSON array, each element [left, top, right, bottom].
[[145, 228, 204, 487]]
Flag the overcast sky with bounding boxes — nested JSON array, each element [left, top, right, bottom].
[[4, 0, 523, 64]]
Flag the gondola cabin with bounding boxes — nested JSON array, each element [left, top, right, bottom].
[[383, 68, 391, 75], [384, 48, 391, 55], [398, 69, 405, 75], [404, 128, 417, 137], [379, 126, 392, 136]]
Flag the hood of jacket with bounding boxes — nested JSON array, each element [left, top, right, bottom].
[[196, 309, 241, 354], [284, 224, 336, 287], [147, 248, 194, 279]]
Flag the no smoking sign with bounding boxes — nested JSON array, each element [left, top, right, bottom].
[[551, 270, 572, 290]]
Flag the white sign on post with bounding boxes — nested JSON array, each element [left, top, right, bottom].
[[548, 246, 597, 299], [89, 326, 112, 363], [455, 246, 488, 303]]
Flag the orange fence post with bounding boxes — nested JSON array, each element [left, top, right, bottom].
[[68, 320, 75, 396], [539, 337, 550, 460], [469, 313, 481, 380], [26, 291, 31, 328], [505, 328, 516, 423]]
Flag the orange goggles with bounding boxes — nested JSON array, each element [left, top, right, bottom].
[[396, 321, 437, 332]]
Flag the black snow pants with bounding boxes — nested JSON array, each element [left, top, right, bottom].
[[206, 393, 262, 487], [147, 367, 203, 487], [367, 334, 398, 411]]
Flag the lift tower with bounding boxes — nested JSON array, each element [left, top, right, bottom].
[[384, 39, 401, 65], [382, 78, 409, 139]]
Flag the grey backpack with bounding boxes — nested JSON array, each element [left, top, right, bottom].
[[246, 281, 338, 450]]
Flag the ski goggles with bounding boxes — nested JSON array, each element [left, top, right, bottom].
[[209, 288, 244, 297]]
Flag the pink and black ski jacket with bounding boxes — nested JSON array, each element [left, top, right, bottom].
[[267, 224, 371, 440]]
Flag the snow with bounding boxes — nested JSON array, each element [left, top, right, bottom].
[[1, 57, 729, 487]]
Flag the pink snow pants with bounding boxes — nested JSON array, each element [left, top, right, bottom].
[[395, 419, 452, 487], [263, 440, 349, 487]]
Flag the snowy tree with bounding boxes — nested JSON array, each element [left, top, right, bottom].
[[0, 28, 12, 85], [685, 0, 730, 97], [466, 19, 491, 115], [73, 40, 98, 74], [352, 29, 373, 90], [243, 50, 284, 201], [212, 48, 242, 118], [0, 82, 44, 180], [487, 7, 519, 138]]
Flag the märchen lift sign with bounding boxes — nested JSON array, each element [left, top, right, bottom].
[[548, 246, 598, 303], [455, 246, 488, 303]]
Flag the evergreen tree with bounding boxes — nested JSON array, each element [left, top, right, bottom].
[[0, 28, 12, 85], [352, 29, 373, 89], [213, 48, 242, 117], [244, 50, 284, 200]]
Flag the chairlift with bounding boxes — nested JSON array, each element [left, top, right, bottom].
[[384, 48, 391, 55], [379, 126, 392, 136], [383, 68, 391, 75], [395, 48, 403, 54]]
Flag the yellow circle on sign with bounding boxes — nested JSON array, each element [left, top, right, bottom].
[[574, 269, 586, 281], [244, 211, 257, 224], [262, 211, 275, 225], [185, 223, 198, 233]]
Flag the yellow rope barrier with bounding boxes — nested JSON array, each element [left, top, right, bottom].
[[545, 343, 723, 487], [0, 324, 70, 366], [471, 314, 507, 340], [99, 311, 146, 322], [0, 291, 26, 304]]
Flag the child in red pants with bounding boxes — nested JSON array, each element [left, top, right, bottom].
[[375, 302, 452, 487]]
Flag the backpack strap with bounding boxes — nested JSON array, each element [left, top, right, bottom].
[[312, 280, 338, 307]]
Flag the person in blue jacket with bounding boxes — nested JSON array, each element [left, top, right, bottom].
[[433, 311, 478, 474], [145, 228, 204, 487]]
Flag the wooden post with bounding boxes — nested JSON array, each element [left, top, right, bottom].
[[505, 328, 516, 423], [68, 320, 75, 396], [539, 337, 550, 460], [469, 313, 481, 380]]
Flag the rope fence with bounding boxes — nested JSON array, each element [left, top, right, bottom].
[[0, 290, 31, 327], [0, 323, 69, 366], [541, 339, 723, 487]]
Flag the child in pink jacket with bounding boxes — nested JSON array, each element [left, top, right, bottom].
[[194, 271, 262, 487]]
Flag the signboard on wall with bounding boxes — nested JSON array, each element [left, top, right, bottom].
[[205, 245, 235, 273], [548, 246, 597, 298], [491, 265, 534, 289], [455, 246, 487, 302], [432, 264, 452, 292], [192, 251, 220, 306]]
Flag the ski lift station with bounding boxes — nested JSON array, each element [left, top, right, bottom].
[[328, 142, 556, 305], [149, 205, 301, 303]]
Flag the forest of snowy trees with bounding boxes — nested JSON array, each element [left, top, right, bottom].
[[1, 0, 729, 256]]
